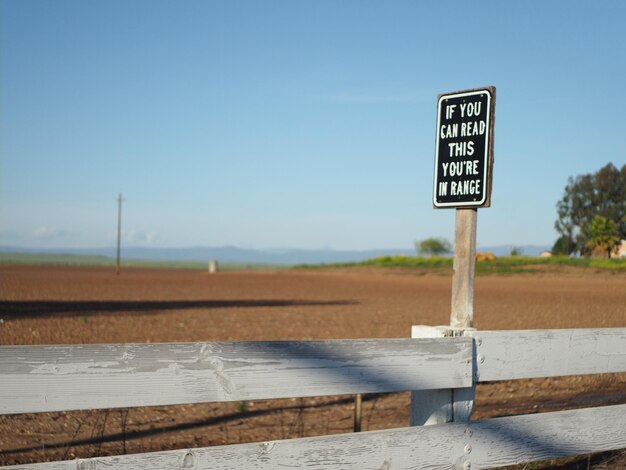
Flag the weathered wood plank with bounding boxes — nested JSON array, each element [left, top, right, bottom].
[[469, 404, 626, 468], [7, 404, 626, 470], [411, 325, 459, 425], [450, 208, 477, 329], [410, 325, 475, 426], [0, 338, 472, 414], [449, 208, 478, 426], [470, 328, 626, 381]]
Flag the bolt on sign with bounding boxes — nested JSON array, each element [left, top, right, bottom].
[[433, 87, 495, 208]]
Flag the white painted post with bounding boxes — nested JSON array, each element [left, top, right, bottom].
[[208, 260, 219, 273], [410, 326, 454, 425], [411, 209, 477, 425]]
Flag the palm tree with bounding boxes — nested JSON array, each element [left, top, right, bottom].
[[585, 215, 619, 258]]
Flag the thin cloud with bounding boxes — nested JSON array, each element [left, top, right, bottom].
[[31, 226, 67, 240], [122, 230, 163, 245]]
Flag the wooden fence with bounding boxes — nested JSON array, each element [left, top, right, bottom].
[[1, 327, 625, 469]]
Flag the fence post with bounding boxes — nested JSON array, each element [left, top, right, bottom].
[[411, 209, 477, 425], [208, 260, 219, 273], [354, 393, 362, 432], [410, 326, 454, 425]]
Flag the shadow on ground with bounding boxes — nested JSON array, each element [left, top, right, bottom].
[[0, 299, 359, 318]]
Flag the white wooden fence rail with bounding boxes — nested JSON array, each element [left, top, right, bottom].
[[470, 328, 626, 381], [5, 404, 626, 470], [0, 338, 472, 414], [1, 328, 625, 469]]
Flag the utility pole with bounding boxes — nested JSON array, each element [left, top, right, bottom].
[[116, 193, 124, 275]]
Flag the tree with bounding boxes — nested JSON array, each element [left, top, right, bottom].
[[551, 235, 576, 255], [416, 238, 451, 257], [585, 215, 620, 258], [555, 163, 626, 255]]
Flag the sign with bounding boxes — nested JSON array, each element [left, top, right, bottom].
[[433, 87, 495, 208]]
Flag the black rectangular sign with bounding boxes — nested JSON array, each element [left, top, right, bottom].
[[433, 87, 495, 208]]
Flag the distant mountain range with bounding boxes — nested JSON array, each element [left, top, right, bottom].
[[1, 244, 551, 265]]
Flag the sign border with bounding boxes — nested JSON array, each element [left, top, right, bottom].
[[433, 86, 495, 209]]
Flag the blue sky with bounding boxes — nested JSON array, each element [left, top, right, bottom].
[[1, 1, 625, 251]]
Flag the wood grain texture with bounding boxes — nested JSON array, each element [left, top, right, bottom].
[[0, 338, 472, 414], [7, 404, 625, 470], [410, 387, 453, 426], [469, 403, 626, 468], [410, 325, 475, 426], [470, 328, 626, 381], [450, 208, 477, 329]]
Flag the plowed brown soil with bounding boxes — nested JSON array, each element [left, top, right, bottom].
[[1, 265, 625, 467]]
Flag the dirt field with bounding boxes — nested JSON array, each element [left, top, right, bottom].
[[1, 265, 625, 467]]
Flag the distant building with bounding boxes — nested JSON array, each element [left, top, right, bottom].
[[475, 252, 496, 261], [589, 240, 626, 258]]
